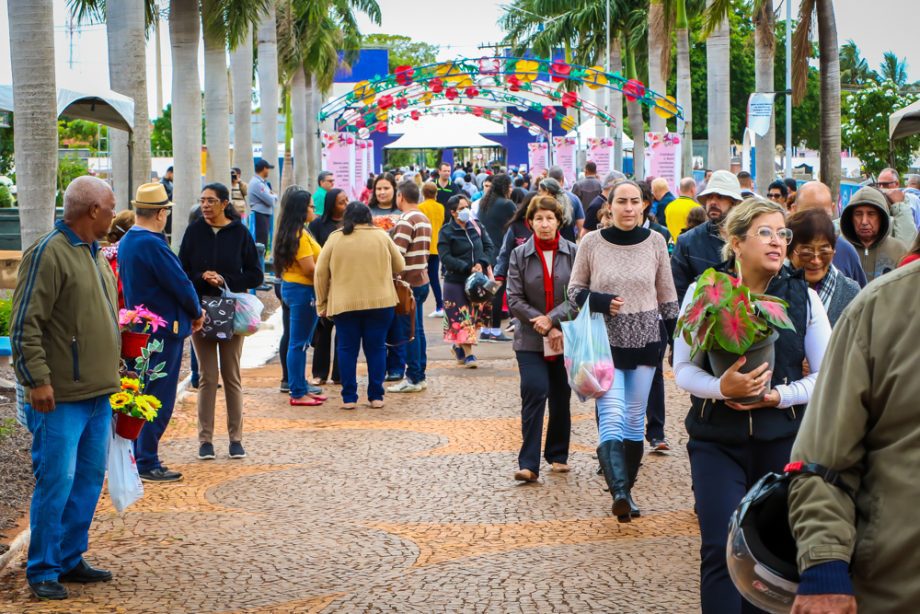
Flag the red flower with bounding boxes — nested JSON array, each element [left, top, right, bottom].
[[562, 91, 578, 108], [375, 122, 387, 133], [506, 75, 522, 92], [445, 86, 459, 101], [356, 118, 366, 129], [472, 106, 484, 117], [623, 79, 646, 102], [377, 94, 394, 110], [550, 60, 571, 82], [410, 110, 420, 120], [465, 86, 479, 99], [395, 65, 414, 86], [542, 106, 557, 121], [395, 97, 409, 110], [430, 77, 444, 94]]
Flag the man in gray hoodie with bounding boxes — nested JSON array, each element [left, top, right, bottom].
[[839, 186, 907, 282]]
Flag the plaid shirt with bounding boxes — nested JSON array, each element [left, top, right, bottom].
[[814, 264, 840, 313]]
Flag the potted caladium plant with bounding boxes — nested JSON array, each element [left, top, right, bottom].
[[675, 268, 795, 402]]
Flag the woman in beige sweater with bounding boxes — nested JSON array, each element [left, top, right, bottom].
[[315, 202, 405, 409]]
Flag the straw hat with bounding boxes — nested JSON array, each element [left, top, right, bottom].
[[698, 170, 743, 202], [132, 182, 173, 209]]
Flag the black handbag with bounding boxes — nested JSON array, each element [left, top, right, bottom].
[[200, 296, 236, 340]]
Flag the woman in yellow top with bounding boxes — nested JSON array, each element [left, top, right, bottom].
[[272, 189, 325, 407], [418, 181, 446, 317]]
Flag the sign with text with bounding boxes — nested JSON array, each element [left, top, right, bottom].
[[552, 137, 578, 187], [321, 132, 356, 199], [644, 132, 681, 194], [587, 137, 615, 177], [528, 142, 548, 177], [747, 93, 776, 138]]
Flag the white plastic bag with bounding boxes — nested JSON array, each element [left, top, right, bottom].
[[222, 285, 264, 337], [561, 304, 615, 402], [107, 429, 144, 513]]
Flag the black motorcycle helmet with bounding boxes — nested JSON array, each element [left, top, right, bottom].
[[464, 271, 500, 304], [726, 462, 853, 613]]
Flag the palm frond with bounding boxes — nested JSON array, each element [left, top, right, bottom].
[[791, 0, 815, 104], [700, 0, 733, 39]]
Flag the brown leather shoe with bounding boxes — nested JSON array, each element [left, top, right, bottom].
[[514, 469, 538, 482], [550, 463, 571, 473]]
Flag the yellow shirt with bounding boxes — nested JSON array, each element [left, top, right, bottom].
[[418, 198, 445, 255], [281, 230, 322, 285], [665, 196, 702, 239]]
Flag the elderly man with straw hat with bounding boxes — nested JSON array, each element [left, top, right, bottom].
[[118, 182, 204, 482], [670, 170, 744, 304]]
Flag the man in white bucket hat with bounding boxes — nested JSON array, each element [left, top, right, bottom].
[[671, 170, 743, 303]]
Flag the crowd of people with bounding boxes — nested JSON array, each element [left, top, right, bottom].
[[10, 155, 920, 609]]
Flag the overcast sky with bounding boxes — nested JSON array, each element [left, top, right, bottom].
[[0, 0, 917, 119]]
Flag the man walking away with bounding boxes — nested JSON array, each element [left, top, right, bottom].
[[118, 183, 205, 482], [12, 177, 121, 600], [248, 159, 277, 246], [665, 177, 701, 239], [650, 177, 676, 221], [387, 181, 432, 393], [573, 161, 603, 212]]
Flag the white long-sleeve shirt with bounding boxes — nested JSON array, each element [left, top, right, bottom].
[[673, 282, 832, 408]]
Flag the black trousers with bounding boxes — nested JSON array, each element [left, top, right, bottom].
[[254, 212, 271, 247], [516, 351, 571, 474], [645, 331, 668, 442], [490, 279, 507, 328], [311, 316, 339, 382], [687, 436, 795, 614]]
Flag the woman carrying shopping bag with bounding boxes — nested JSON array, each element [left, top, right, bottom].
[[180, 183, 264, 461], [567, 180, 679, 522], [506, 196, 577, 482]]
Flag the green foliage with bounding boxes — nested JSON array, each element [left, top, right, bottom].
[[843, 81, 920, 176], [363, 34, 438, 72], [0, 123, 13, 176], [0, 297, 11, 336], [56, 156, 90, 206], [0, 185, 12, 209], [0, 417, 19, 441], [151, 104, 173, 154], [58, 118, 106, 153]]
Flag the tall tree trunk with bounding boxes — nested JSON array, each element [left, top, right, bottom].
[[280, 84, 293, 192], [107, 0, 151, 210], [610, 38, 625, 171], [203, 30, 231, 185], [291, 67, 308, 187], [647, 0, 668, 134], [257, 5, 280, 191], [155, 12, 164, 116], [8, 0, 58, 248], [706, 0, 731, 170], [306, 74, 321, 185], [169, 0, 201, 249], [754, 0, 776, 193], [817, 0, 841, 203], [676, 0, 693, 178], [230, 27, 254, 181], [624, 41, 645, 179]]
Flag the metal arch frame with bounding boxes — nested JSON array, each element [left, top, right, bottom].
[[319, 55, 682, 123], [367, 103, 552, 138]]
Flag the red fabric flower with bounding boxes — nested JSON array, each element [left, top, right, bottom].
[[375, 122, 387, 133], [430, 77, 444, 94], [445, 86, 459, 101], [356, 118, 366, 129], [377, 94, 394, 110], [562, 91, 578, 108], [472, 106, 484, 117], [550, 60, 571, 83], [542, 106, 557, 120], [410, 110, 420, 120], [623, 79, 646, 102], [506, 75, 522, 92], [395, 97, 409, 110], [465, 86, 479, 99], [395, 65, 414, 86]]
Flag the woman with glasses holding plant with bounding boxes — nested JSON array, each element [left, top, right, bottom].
[[672, 198, 832, 613], [180, 183, 264, 461], [787, 209, 861, 327]]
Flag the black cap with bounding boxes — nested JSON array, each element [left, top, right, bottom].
[[255, 159, 274, 172]]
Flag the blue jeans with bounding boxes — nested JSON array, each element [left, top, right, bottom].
[[281, 281, 319, 399], [135, 334, 184, 473], [596, 366, 656, 443], [25, 395, 112, 582], [334, 307, 395, 403], [405, 284, 430, 384], [386, 307, 410, 379]]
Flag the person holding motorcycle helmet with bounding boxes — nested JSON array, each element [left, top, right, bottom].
[[672, 198, 832, 613], [438, 193, 495, 368]]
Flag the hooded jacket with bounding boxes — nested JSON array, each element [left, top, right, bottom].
[[839, 188, 908, 282]]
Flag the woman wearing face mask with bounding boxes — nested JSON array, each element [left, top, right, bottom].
[[568, 181, 678, 522], [673, 198, 832, 613], [438, 194, 495, 368], [506, 196, 577, 482]]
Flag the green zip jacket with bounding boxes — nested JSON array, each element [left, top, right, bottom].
[[11, 220, 121, 402], [788, 262, 920, 610]]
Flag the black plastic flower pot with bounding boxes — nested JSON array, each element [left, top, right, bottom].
[[707, 330, 780, 404]]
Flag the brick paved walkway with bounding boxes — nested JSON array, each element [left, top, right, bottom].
[[0, 311, 702, 613]]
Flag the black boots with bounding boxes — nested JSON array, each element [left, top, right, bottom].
[[596, 440, 633, 522], [624, 440, 645, 518]]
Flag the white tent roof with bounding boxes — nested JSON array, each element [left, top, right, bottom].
[[384, 114, 503, 150], [890, 98, 920, 141], [566, 117, 633, 147], [0, 72, 135, 132]]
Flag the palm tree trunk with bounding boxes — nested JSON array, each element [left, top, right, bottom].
[[610, 37, 625, 170], [754, 0, 776, 193], [706, 0, 731, 170], [203, 29, 231, 185], [817, 0, 841, 203], [8, 0, 58, 248], [169, 0, 202, 249], [257, 5, 280, 191], [230, 27, 254, 181], [292, 67, 309, 187], [676, 0, 693, 178], [647, 0, 668, 134], [306, 75, 321, 186], [106, 0, 150, 211], [624, 41, 645, 179], [281, 84, 294, 193]]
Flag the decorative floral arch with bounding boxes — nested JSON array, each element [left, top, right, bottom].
[[381, 103, 552, 138]]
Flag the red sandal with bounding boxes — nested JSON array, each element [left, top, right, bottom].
[[290, 397, 323, 407]]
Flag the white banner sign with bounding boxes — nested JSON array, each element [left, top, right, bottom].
[[747, 93, 776, 138]]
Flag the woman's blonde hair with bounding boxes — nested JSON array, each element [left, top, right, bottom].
[[721, 197, 787, 260], [106, 210, 135, 244]]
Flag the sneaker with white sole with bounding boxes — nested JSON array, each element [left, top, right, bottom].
[[228, 441, 246, 459], [198, 442, 216, 460], [451, 345, 466, 364], [386, 380, 423, 393], [428, 309, 445, 318], [464, 355, 478, 368], [418, 380, 428, 390]]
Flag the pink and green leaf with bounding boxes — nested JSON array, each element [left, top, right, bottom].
[[713, 304, 756, 354], [754, 299, 795, 331], [681, 298, 710, 330]]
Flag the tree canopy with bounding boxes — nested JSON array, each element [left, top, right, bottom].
[[362, 33, 438, 72]]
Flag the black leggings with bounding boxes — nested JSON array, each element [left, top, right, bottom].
[[490, 279, 507, 328]]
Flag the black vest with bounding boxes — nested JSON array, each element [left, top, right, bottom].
[[684, 267, 810, 444]]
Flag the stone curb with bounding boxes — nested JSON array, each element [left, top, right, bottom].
[[0, 528, 29, 573]]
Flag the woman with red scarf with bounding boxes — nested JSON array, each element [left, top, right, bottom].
[[506, 196, 578, 482]]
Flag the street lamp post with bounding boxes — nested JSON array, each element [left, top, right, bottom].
[[785, 0, 792, 178]]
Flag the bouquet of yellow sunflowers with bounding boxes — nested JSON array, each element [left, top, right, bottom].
[[111, 377, 162, 422], [110, 337, 168, 440]]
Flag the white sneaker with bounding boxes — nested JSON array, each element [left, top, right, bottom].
[[418, 380, 428, 390], [428, 309, 445, 318], [386, 380, 423, 393]]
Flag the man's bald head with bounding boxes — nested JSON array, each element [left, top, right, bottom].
[[795, 181, 834, 217], [679, 177, 697, 197], [63, 176, 116, 241]]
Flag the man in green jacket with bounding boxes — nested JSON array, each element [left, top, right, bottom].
[[787, 261, 920, 613], [12, 176, 121, 600]]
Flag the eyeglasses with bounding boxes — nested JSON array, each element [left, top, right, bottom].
[[199, 197, 220, 205], [767, 192, 784, 199], [793, 246, 835, 261], [747, 226, 793, 245]]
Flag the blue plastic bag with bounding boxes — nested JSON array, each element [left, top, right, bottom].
[[561, 305, 615, 402]]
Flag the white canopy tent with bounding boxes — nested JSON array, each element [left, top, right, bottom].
[[889, 99, 920, 141], [384, 114, 504, 150]]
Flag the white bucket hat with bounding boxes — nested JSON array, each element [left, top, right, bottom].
[[698, 170, 743, 202]]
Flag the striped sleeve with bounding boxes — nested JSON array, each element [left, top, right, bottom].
[[11, 232, 60, 389]]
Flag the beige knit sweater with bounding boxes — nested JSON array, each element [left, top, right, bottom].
[[314, 225, 406, 316]]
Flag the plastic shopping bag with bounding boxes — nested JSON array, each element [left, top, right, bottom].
[[223, 285, 264, 337], [107, 428, 144, 513], [561, 305, 615, 402]]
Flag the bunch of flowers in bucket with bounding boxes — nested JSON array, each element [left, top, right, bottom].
[[110, 328, 169, 440], [119, 305, 168, 360]]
